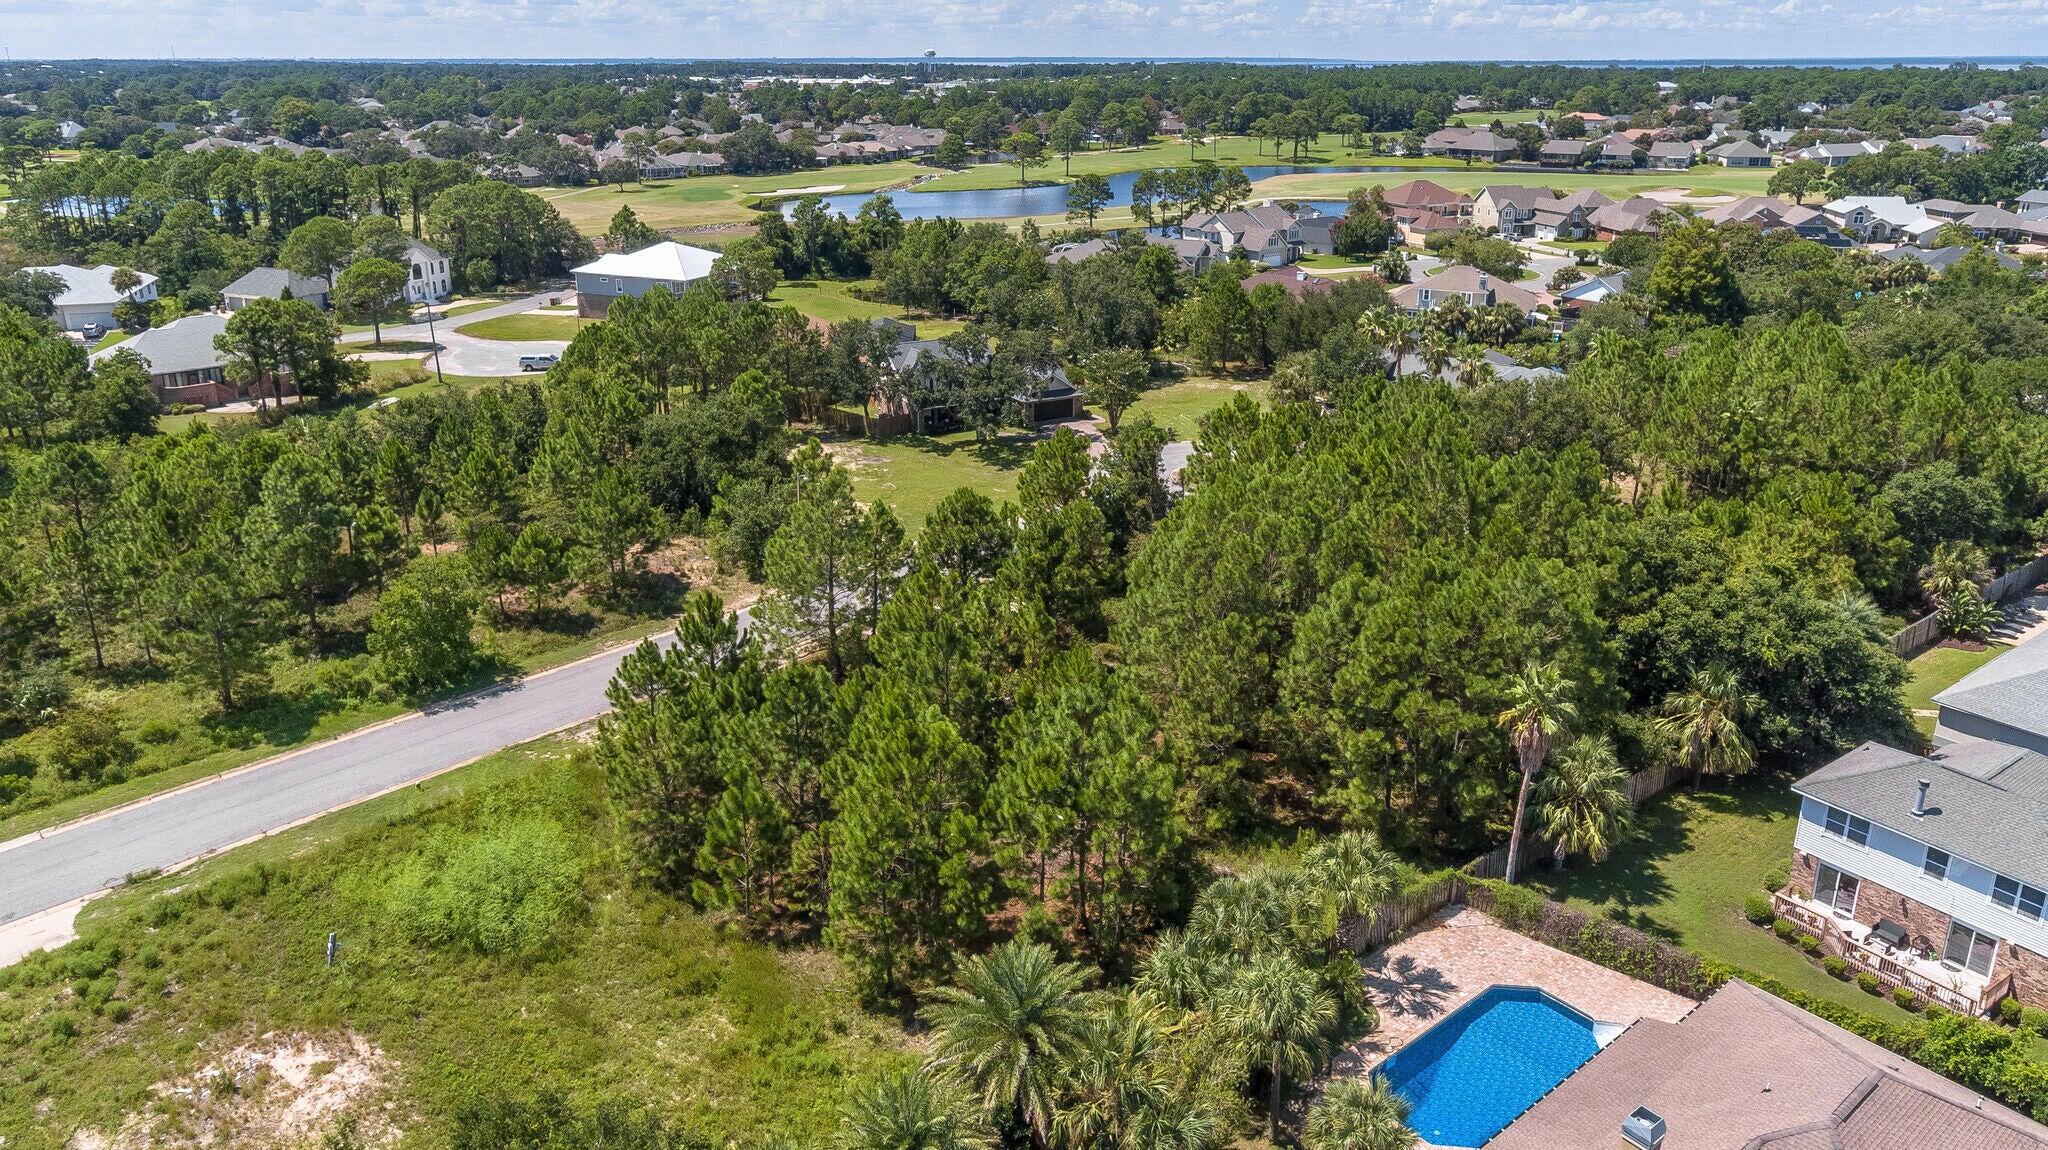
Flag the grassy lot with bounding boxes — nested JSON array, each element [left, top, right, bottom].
[[0, 567, 730, 843], [768, 279, 967, 338], [827, 429, 1038, 530], [1126, 375, 1264, 439], [90, 329, 134, 352], [1525, 775, 1932, 1027], [456, 313, 595, 341], [0, 737, 911, 1150], [537, 162, 929, 234], [917, 133, 1457, 193], [1902, 641, 2009, 737], [1448, 109, 1548, 126]]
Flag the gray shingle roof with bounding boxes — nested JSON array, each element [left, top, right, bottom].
[[26, 263, 158, 308], [94, 312, 229, 376], [1793, 735, 2048, 890], [1936, 632, 2048, 739], [223, 267, 330, 301]]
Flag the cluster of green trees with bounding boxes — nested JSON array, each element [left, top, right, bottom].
[[599, 425, 1179, 1000]]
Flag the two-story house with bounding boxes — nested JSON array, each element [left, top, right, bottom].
[[1779, 736, 2048, 1016], [1179, 203, 1327, 267], [1470, 186, 1550, 238], [28, 263, 160, 333], [402, 239, 451, 304], [1821, 196, 1942, 245], [1388, 266, 1541, 318]]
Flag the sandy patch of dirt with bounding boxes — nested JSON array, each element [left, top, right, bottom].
[[65, 1032, 394, 1150], [1639, 187, 1737, 205], [767, 183, 846, 195], [820, 441, 889, 469]]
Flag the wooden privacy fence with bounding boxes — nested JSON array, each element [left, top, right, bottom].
[[1344, 874, 1467, 953], [1462, 758, 1699, 882], [1890, 554, 2048, 659]]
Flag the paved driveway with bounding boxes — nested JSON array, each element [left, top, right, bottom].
[[340, 290, 572, 376]]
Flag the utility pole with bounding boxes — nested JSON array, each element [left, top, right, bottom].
[[424, 295, 445, 385]]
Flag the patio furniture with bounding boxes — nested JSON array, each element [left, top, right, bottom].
[[1870, 919, 1907, 954]]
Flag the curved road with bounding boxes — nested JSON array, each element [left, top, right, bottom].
[[0, 619, 712, 929], [340, 290, 574, 375]]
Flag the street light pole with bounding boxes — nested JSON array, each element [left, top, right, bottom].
[[424, 294, 445, 385]]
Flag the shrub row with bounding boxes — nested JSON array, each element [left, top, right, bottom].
[[1463, 879, 1721, 999]]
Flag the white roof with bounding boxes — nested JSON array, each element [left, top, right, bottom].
[[26, 263, 157, 308], [1824, 196, 1934, 229], [572, 241, 718, 282]]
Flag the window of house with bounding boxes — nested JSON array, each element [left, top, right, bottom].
[[1815, 863, 1860, 916], [1993, 876, 2047, 920], [1943, 921, 1999, 977], [1924, 848, 1950, 881], [1823, 806, 1871, 845]]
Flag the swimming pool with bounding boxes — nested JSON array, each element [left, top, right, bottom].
[[1374, 985, 1602, 1148]]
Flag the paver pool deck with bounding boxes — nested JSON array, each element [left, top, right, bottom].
[[1335, 906, 1695, 1076]]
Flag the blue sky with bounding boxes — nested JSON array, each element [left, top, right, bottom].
[[1, 0, 2044, 64]]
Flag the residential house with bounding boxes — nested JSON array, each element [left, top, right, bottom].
[[1470, 185, 1550, 237], [1778, 731, 2048, 1014], [222, 267, 331, 312], [1822, 196, 1941, 244], [492, 163, 547, 187], [1935, 632, 2048, 754], [402, 239, 451, 304], [1590, 132, 1642, 168], [1393, 209, 1464, 246], [1920, 197, 1990, 220], [1180, 203, 1327, 267], [570, 240, 718, 318], [1156, 112, 1186, 135], [1381, 179, 1471, 219], [1538, 139, 1586, 167], [1527, 190, 1609, 241], [1798, 140, 1883, 167], [1556, 271, 1628, 312], [1419, 127, 1518, 162], [1047, 234, 1218, 275], [1876, 245, 2024, 275], [1240, 266, 1334, 299], [26, 264, 159, 332], [94, 312, 296, 408], [2013, 188, 2048, 211], [1388, 265, 1541, 317], [1707, 138, 1774, 167], [1905, 134, 1989, 155], [1645, 140, 1695, 170], [879, 335, 1079, 434], [1956, 206, 2048, 244], [1698, 195, 1836, 242], [1588, 197, 1667, 238], [1489, 979, 2048, 1149]]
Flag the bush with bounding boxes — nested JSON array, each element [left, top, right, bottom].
[[1464, 879, 1718, 998], [47, 1012, 79, 1039], [43, 703, 140, 783], [1798, 932, 1822, 954], [1763, 861, 1791, 893], [1823, 956, 1849, 979], [136, 719, 180, 745], [1858, 972, 1883, 995], [2023, 1006, 2048, 1037], [1893, 986, 1922, 1012], [2002, 997, 2025, 1026], [1743, 894, 1776, 925], [1773, 918, 1799, 942], [369, 556, 483, 695], [385, 818, 585, 956]]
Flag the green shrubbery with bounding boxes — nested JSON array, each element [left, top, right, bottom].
[[1858, 971, 1883, 995], [1822, 956, 1848, 979], [1743, 894, 1776, 925], [384, 817, 587, 956]]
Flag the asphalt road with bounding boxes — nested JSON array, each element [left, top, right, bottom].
[[339, 290, 574, 375], [0, 623, 693, 926]]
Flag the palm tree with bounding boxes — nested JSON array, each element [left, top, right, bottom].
[[1302, 1076, 1416, 1150], [1136, 930, 1213, 1011], [1829, 591, 1887, 639], [1305, 831, 1399, 949], [1534, 736, 1634, 871], [921, 940, 1088, 1150], [1652, 666, 1760, 788], [1496, 661, 1578, 884], [1223, 951, 1337, 1144], [1417, 331, 1455, 380], [839, 1067, 995, 1150], [1920, 540, 1990, 606], [1051, 993, 1168, 1150]]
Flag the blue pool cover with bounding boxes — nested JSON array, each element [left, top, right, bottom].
[[1374, 985, 1601, 1148]]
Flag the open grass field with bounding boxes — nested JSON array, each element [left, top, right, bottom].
[[1525, 774, 1929, 1028], [537, 161, 930, 234], [1125, 374, 1264, 439], [1447, 109, 1549, 126], [768, 279, 968, 338], [455, 312, 595, 341], [0, 736, 910, 1150], [915, 133, 1467, 193]]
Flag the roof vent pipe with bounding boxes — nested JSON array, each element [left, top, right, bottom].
[[1913, 779, 1931, 818]]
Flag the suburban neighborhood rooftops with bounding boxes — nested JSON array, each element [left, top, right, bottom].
[[572, 240, 719, 282], [1936, 631, 2048, 742], [1380, 179, 1469, 211], [222, 266, 330, 300], [92, 312, 229, 376], [1708, 138, 1772, 159], [1875, 245, 2023, 272], [1388, 264, 1542, 313], [1240, 266, 1334, 297], [25, 263, 158, 307], [1647, 140, 1695, 159], [1489, 980, 2048, 1150], [1792, 735, 2048, 891]]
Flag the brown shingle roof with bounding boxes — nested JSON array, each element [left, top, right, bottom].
[[1490, 981, 2048, 1150]]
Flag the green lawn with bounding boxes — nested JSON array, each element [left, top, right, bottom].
[[1525, 775, 1926, 1028], [768, 279, 967, 338], [1448, 109, 1548, 126], [828, 429, 1037, 530], [917, 133, 1440, 194], [1125, 375, 1264, 439], [90, 329, 133, 352], [433, 298, 509, 321], [456, 312, 595, 341], [1254, 164, 1775, 202], [1902, 640, 2009, 737], [0, 736, 910, 1150], [538, 161, 930, 234]]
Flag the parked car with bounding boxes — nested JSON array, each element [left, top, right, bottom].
[[79, 322, 106, 340], [518, 354, 559, 372]]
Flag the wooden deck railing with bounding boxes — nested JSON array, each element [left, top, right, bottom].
[[1771, 892, 1990, 1015]]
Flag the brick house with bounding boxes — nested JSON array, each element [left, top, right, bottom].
[[1777, 735, 2048, 1016], [94, 312, 297, 408]]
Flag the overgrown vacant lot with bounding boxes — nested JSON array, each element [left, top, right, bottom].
[[0, 738, 911, 1150]]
